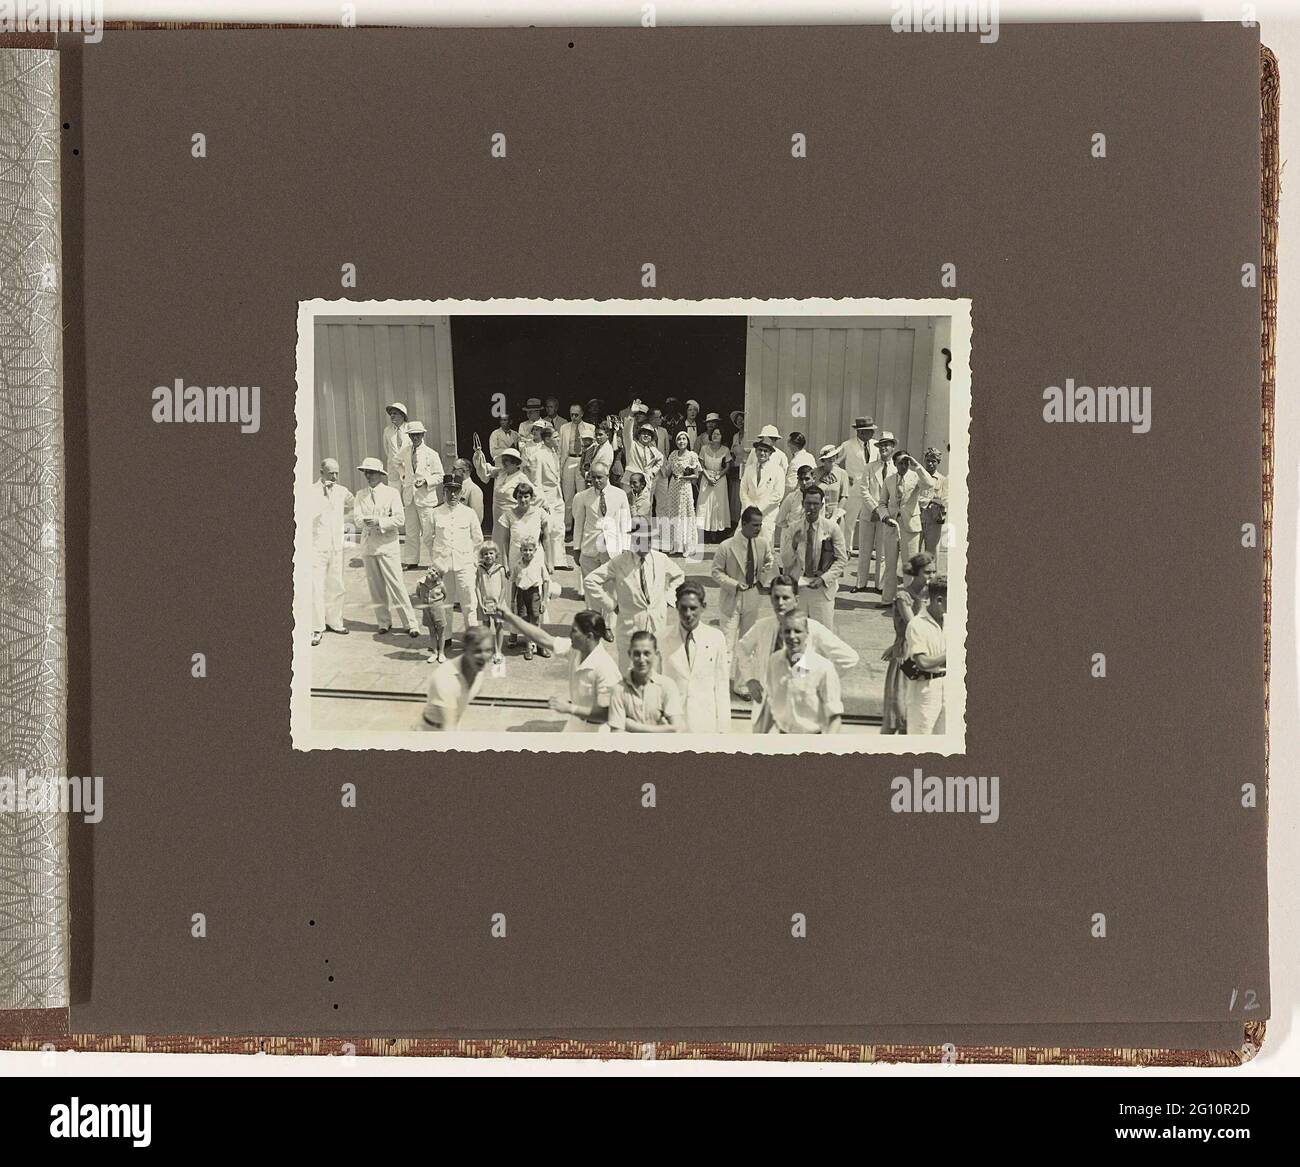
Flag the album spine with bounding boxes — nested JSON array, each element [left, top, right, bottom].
[[0, 47, 68, 1010]]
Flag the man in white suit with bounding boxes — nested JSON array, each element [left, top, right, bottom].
[[399, 420, 445, 569], [310, 457, 353, 646], [855, 430, 897, 592], [743, 424, 789, 483], [558, 402, 596, 535], [834, 415, 877, 553], [571, 461, 632, 585], [739, 435, 786, 542], [779, 484, 848, 631], [381, 402, 411, 486], [710, 505, 775, 697], [582, 518, 685, 669], [353, 457, 418, 636], [659, 581, 731, 734], [429, 476, 485, 640]]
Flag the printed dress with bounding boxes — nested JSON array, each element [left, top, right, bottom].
[[664, 450, 702, 555], [882, 587, 925, 733], [696, 444, 732, 532]]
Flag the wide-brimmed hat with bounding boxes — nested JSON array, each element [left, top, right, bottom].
[[524, 397, 543, 410], [386, 401, 408, 417], [818, 443, 839, 460], [852, 415, 875, 430], [497, 447, 523, 462], [752, 436, 775, 451], [757, 424, 781, 440], [356, 457, 387, 475], [405, 420, 427, 435], [729, 410, 745, 427]]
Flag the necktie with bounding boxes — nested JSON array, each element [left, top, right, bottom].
[[805, 521, 818, 576], [745, 537, 755, 586], [684, 629, 694, 667], [599, 490, 607, 517], [639, 556, 649, 603]]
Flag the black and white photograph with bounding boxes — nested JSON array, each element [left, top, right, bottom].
[[291, 299, 969, 751]]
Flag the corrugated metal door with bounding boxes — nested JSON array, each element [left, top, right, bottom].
[[744, 316, 941, 455], [313, 315, 457, 482]]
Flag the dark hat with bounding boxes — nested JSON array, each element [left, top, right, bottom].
[[753, 436, 775, 451], [853, 416, 876, 429]]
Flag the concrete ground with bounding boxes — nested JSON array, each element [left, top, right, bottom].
[[310, 531, 900, 734]]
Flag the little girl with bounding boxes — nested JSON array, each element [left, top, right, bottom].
[[475, 542, 509, 663], [511, 536, 552, 660], [414, 566, 448, 663]]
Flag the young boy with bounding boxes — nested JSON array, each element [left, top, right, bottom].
[[414, 565, 449, 663], [511, 536, 552, 660], [475, 542, 509, 663]]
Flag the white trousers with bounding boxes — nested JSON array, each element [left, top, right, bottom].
[[363, 551, 417, 630], [409, 504, 438, 566], [561, 458, 583, 527], [905, 676, 946, 734], [857, 515, 883, 588], [803, 584, 837, 633], [443, 564, 479, 631], [842, 483, 863, 552], [719, 588, 765, 686], [313, 548, 346, 632], [878, 522, 901, 604]]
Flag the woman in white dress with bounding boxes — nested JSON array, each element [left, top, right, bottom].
[[696, 424, 732, 542], [664, 432, 702, 557]]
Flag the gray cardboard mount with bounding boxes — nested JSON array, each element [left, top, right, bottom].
[[39, 24, 1268, 1042]]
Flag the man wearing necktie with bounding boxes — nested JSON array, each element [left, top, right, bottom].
[[399, 421, 445, 570], [310, 458, 354, 646], [711, 505, 775, 698], [582, 517, 685, 670], [779, 484, 847, 632], [571, 461, 632, 588], [558, 402, 596, 536], [660, 581, 732, 733], [833, 415, 877, 554]]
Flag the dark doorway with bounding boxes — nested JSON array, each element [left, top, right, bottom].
[[450, 315, 747, 457]]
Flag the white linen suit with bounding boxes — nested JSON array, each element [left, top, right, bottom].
[[354, 483, 417, 630], [311, 479, 352, 633]]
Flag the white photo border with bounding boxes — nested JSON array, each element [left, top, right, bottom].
[[291, 297, 971, 755]]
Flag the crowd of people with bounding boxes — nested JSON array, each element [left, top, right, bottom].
[[308, 397, 952, 736]]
